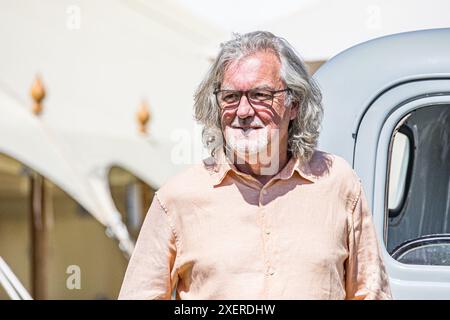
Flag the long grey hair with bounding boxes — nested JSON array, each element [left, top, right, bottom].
[[194, 31, 323, 163]]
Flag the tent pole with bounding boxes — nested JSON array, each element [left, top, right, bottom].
[[30, 171, 48, 299]]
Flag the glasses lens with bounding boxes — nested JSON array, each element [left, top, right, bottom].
[[248, 89, 274, 102], [218, 91, 241, 107]]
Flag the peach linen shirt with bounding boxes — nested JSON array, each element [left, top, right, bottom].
[[118, 149, 392, 300]]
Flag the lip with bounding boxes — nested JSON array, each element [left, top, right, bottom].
[[231, 126, 263, 130]]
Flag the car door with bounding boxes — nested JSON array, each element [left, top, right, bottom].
[[354, 79, 450, 299]]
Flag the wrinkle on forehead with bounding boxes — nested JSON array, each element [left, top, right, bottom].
[[222, 51, 283, 90]]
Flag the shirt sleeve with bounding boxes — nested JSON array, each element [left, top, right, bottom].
[[345, 181, 393, 300], [118, 193, 178, 300]]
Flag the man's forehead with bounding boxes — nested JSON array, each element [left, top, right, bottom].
[[222, 52, 282, 89]]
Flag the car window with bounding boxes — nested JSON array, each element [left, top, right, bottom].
[[388, 130, 411, 212], [386, 104, 450, 265]]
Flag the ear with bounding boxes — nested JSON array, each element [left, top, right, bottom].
[[289, 101, 299, 120]]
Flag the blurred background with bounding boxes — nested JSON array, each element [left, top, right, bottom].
[[1, 0, 449, 300]]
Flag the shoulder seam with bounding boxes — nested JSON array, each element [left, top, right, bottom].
[[350, 178, 362, 214]]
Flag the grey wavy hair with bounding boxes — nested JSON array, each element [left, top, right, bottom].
[[194, 31, 323, 163]]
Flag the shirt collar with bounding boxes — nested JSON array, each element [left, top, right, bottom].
[[204, 148, 317, 187], [203, 148, 236, 187]]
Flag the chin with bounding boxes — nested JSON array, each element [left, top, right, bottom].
[[225, 136, 270, 160]]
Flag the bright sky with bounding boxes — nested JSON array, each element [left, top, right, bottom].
[[174, 0, 450, 61], [175, 0, 317, 32]]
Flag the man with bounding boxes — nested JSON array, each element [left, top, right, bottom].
[[119, 31, 392, 300]]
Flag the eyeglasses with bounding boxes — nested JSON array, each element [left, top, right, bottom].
[[213, 87, 290, 110]]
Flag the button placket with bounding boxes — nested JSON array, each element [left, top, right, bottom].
[[264, 228, 273, 276], [259, 200, 274, 277]]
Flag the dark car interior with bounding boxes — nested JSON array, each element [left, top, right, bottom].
[[387, 104, 450, 265]]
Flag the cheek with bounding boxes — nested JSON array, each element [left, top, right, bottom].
[[258, 109, 281, 127], [220, 110, 236, 129]]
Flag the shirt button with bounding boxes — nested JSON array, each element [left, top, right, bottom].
[[262, 190, 267, 195], [265, 229, 271, 235], [266, 267, 275, 276]]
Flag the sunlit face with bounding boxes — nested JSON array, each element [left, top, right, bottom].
[[220, 51, 297, 159]]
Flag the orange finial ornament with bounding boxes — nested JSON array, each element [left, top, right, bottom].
[[30, 76, 46, 115], [137, 100, 151, 134]]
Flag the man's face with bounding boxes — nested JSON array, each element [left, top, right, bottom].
[[220, 50, 298, 160]]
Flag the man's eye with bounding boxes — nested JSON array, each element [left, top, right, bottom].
[[251, 91, 272, 101], [222, 92, 240, 103]]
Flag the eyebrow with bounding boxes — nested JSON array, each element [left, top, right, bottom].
[[220, 84, 277, 91]]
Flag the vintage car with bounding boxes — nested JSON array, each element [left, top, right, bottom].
[[315, 27, 450, 299]]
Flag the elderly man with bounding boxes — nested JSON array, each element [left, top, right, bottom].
[[119, 31, 392, 300]]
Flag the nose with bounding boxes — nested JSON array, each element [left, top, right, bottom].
[[236, 94, 255, 119]]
